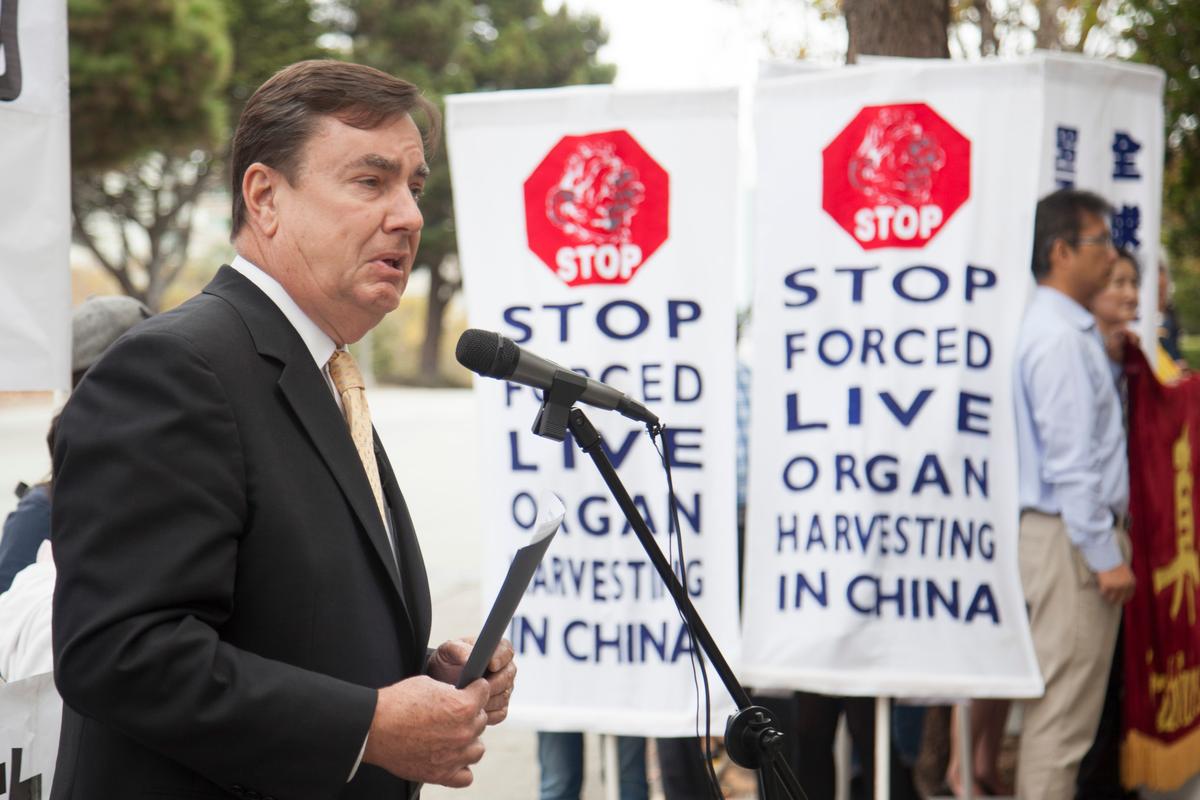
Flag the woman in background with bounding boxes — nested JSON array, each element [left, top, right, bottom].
[[1074, 245, 1140, 800]]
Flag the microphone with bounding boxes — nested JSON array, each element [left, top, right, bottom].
[[455, 329, 659, 426]]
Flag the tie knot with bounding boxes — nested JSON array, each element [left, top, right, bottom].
[[328, 350, 365, 393]]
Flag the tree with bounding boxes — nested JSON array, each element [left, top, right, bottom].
[[1121, 0, 1200, 335], [339, 0, 615, 382], [947, 0, 1123, 56], [223, 0, 328, 121], [844, 0, 951, 62], [69, 0, 231, 308], [69, 0, 327, 310], [806, 1, 1126, 61]]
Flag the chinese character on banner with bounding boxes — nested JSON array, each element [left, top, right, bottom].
[[1112, 204, 1142, 251], [1113, 132, 1143, 180], [1055, 125, 1078, 188]]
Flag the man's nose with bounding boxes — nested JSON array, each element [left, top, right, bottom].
[[385, 188, 424, 232]]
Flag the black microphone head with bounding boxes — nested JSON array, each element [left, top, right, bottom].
[[456, 329, 520, 379]]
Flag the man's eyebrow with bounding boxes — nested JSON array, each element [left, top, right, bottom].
[[347, 153, 430, 179]]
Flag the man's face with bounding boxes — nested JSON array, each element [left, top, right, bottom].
[[271, 114, 427, 344], [1061, 212, 1117, 303]]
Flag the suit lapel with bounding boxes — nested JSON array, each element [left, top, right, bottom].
[[375, 436, 431, 652], [203, 267, 413, 630]]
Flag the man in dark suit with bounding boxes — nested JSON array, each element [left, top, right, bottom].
[[49, 60, 515, 800]]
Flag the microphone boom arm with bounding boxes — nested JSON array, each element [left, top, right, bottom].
[[528, 401, 807, 800]]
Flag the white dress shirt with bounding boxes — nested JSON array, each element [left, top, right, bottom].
[[1014, 286, 1129, 572], [230, 255, 341, 405]]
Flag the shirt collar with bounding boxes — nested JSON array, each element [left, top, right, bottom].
[[230, 255, 337, 369], [1034, 285, 1096, 332]]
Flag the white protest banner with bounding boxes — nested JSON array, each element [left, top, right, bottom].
[[743, 59, 1049, 697], [0, 673, 62, 798], [0, 0, 70, 390], [447, 87, 740, 735], [1038, 53, 1164, 352]]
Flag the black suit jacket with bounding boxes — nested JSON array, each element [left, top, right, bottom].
[[50, 267, 431, 800]]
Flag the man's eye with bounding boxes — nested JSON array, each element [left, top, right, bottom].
[[358, 177, 380, 189], [411, 186, 425, 202]]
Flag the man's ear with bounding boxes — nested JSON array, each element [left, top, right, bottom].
[[242, 163, 281, 237], [1047, 236, 1074, 276]]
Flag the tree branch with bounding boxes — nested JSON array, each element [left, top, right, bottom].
[[72, 200, 140, 299], [976, 0, 999, 55]]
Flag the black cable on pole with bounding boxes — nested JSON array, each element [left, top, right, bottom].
[[549, 404, 807, 800], [652, 426, 724, 800]]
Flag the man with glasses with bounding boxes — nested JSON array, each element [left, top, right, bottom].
[[1013, 188, 1135, 799]]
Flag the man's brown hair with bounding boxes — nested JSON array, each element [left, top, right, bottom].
[[230, 59, 440, 237], [1031, 188, 1112, 280]]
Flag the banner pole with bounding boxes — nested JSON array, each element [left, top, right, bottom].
[[602, 734, 619, 800], [834, 717, 851, 800], [875, 697, 890, 800], [957, 700, 975, 800]]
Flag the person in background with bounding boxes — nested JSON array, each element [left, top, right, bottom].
[[1156, 259, 1187, 381], [0, 295, 151, 595], [0, 417, 60, 683], [1014, 188, 1135, 799], [1072, 245, 1142, 800], [1093, 246, 1141, 357], [944, 700, 1011, 797], [537, 732, 648, 800]]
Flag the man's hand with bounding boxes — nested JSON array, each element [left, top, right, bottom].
[[426, 637, 472, 686], [481, 639, 516, 725], [427, 637, 517, 725], [1097, 563, 1136, 605], [362, 676, 488, 787]]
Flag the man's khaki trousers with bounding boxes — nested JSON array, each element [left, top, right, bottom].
[[1016, 510, 1125, 800]]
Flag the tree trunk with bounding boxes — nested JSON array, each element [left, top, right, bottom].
[[976, 0, 1000, 56], [1036, 0, 1063, 50], [844, 0, 951, 63], [420, 258, 449, 383]]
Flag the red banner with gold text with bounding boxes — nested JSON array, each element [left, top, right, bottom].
[[1123, 347, 1200, 791]]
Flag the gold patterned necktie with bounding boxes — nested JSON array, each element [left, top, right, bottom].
[[327, 350, 387, 527]]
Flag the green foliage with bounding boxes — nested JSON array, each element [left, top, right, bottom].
[[1174, 261, 1200, 344], [1122, 0, 1200, 331], [336, 0, 615, 380], [1181, 334, 1200, 370], [1123, 0, 1200, 255], [69, 0, 232, 171], [223, 0, 328, 118], [69, 0, 330, 309]]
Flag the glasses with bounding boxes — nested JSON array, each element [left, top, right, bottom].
[[1076, 232, 1116, 250]]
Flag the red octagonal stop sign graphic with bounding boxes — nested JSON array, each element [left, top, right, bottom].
[[823, 103, 970, 250], [524, 129, 669, 287]]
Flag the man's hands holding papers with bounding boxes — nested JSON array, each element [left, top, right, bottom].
[[363, 637, 515, 787], [429, 636, 518, 724]]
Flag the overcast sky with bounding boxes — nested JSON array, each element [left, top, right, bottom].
[[548, 0, 847, 89]]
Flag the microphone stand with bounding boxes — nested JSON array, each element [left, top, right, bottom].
[[528, 375, 806, 800]]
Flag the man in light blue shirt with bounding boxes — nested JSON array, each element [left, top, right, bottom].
[[1013, 188, 1135, 800]]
